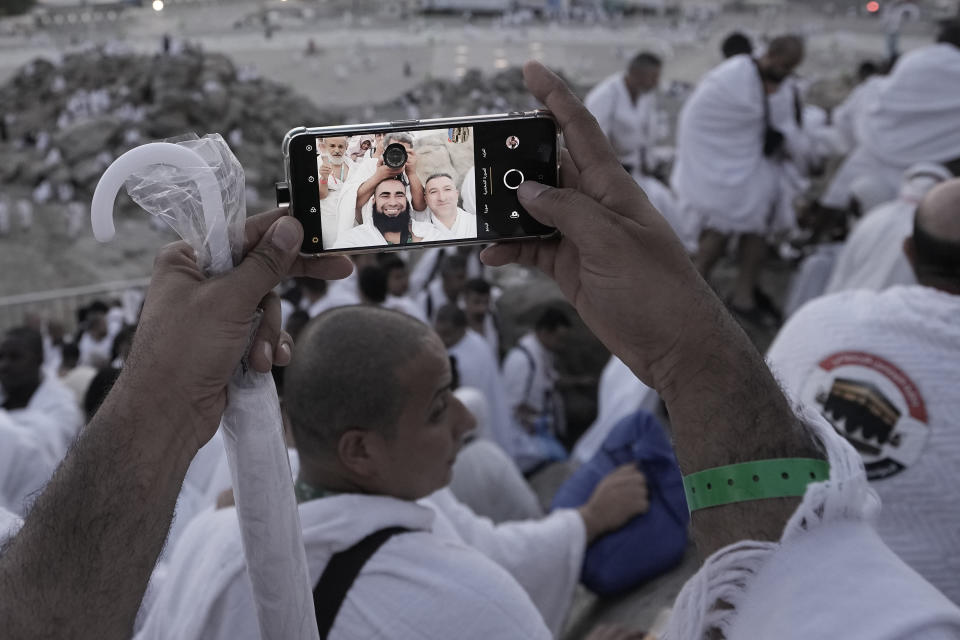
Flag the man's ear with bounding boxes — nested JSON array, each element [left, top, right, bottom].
[[337, 429, 380, 479]]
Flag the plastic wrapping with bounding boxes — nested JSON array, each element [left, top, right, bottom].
[[90, 135, 320, 640], [124, 134, 246, 273]]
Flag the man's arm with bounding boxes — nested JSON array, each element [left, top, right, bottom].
[[481, 63, 823, 559], [404, 151, 427, 212], [318, 161, 332, 200], [0, 212, 352, 637]]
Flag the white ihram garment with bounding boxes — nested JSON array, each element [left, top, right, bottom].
[[825, 166, 951, 295], [460, 166, 477, 216], [501, 333, 565, 472], [449, 387, 543, 523], [382, 294, 428, 322], [449, 330, 516, 452], [136, 488, 584, 640], [335, 156, 428, 240], [664, 409, 960, 639], [820, 44, 960, 209], [572, 355, 659, 464], [0, 410, 57, 516], [670, 56, 784, 236], [767, 286, 960, 602], [317, 159, 347, 248], [0, 505, 22, 546], [412, 207, 477, 241], [2, 373, 83, 461], [585, 73, 661, 171]]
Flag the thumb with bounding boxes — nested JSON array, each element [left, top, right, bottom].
[[221, 216, 302, 309], [518, 181, 620, 245]]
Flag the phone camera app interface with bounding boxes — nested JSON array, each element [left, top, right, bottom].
[[473, 118, 556, 240], [310, 128, 479, 251]]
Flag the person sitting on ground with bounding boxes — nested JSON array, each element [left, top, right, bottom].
[[501, 306, 572, 474], [379, 253, 427, 322], [0, 327, 83, 460], [824, 163, 952, 295], [434, 304, 514, 454], [447, 386, 544, 524], [462, 277, 500, 357], [298, 275, 358, 318], [137, 306, 649, 639], [418, 252, 468, 322], [767, 177, 960, 603]]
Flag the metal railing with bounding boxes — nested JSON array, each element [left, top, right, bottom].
[[0, 277, 150, 332]]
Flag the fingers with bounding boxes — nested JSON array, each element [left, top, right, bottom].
[[248, 292, 291, 373], [523, 61, 621, 175], [241, 210, 353, 281], [241, 209, 286, 253], [517, 182, 622, 250], [560, 147, 580, 190], [221, 216, 303, 311]]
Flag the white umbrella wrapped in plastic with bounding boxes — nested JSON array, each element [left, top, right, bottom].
[[90, 134, 320, 640]]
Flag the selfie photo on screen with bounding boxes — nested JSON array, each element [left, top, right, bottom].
[[317, 129, 478, 250]]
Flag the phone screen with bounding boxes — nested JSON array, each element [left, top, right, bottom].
[[288, 116, 558, 253]]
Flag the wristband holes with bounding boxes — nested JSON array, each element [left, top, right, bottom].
[[752, 474, 759, 482], [781, 472, 790, 480], [727, 478, 734, 486], [809, 471, 817, 479], [706, 483, 712, 490]]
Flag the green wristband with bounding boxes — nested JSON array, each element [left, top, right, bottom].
[[682, 458, 830, 512]]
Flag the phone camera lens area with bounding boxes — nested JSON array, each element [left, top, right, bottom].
[[506, 136, 520, 150], [383, 143, 408, 169], [503, 169, 524, 190]]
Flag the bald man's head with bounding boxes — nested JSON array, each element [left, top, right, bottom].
[[284, 306, 434, 458], [907, 178, 960, 292]]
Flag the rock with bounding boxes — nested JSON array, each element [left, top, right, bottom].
[[54, 116, 123, 164]]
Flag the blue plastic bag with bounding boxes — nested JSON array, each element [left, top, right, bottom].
[[551, 410, 689, 596]]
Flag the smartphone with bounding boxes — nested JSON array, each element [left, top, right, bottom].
[[281, 111, 559, 255]]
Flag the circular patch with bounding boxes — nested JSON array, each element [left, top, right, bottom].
[[800, 351, 929, 480]]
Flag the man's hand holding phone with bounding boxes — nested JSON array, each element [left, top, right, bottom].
[[480, 61, 720, 394], [482, 61, 817, 558]]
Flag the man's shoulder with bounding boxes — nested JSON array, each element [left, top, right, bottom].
[[585, 73, 623, 102], [333, 224, 382, 248]]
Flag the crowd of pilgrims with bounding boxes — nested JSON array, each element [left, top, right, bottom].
[[1, 18, 959, 640]]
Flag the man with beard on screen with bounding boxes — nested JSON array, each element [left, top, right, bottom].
[[332, 177, 439, 249]]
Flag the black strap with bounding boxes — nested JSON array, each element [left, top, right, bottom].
[[752, 58, 773, 131], [516, 344, 537, 402], [314, 526, 411, 639]]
